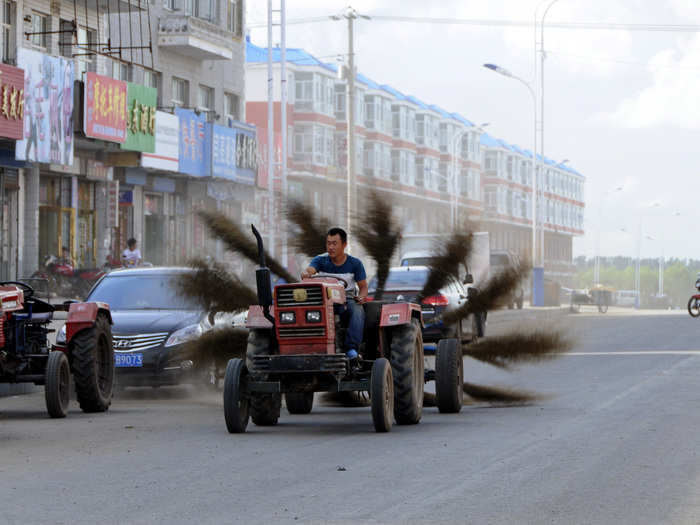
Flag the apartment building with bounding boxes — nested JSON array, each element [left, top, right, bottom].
[[245, 39, 585, 284]]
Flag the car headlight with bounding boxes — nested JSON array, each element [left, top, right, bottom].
[[56, 324, 67, 345], [165, 323, 204, 347], [306, 310, 321, 323], [280, 311, 295, 324]]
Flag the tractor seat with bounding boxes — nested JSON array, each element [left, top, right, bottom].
[[13, 311, 53, 322]]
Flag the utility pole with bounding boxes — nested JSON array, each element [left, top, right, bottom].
[[280, 0, 288, 266], [266, 0, 275, 257], [332, 7, 369, 233], [346, 11, 356, 233]]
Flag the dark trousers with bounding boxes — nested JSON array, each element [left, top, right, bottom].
[[335, 300, 365, 351]]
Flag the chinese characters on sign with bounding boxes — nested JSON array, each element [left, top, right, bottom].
[[176, 108, 210, 177], [0, 64, 24, 140], [121, 82, 157, 153], [84, 72, 128, 143], [141, 111, 179, 172], [16, 49, 74, 165], [211, 124, 258, 185]]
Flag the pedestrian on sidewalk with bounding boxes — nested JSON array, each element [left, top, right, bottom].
[[122, 238, 142, 267]]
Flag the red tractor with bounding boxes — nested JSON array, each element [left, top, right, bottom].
[[0, 281, 114, 418], [223, 226, 464, 433]]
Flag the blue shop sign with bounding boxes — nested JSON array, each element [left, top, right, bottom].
[[177, 108, 211, 177], [211, 124, 257, 185]]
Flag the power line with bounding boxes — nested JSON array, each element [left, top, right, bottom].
[[249, 15, 700, 33]]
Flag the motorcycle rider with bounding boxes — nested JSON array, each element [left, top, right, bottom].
[[121, 238, 142, 267]]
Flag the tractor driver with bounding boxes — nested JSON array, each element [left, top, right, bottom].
[[301, 227, 368, 361]]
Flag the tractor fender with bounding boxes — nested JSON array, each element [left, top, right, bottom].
[[246, 305, 274, 329], [379, 303, 423, 328], [65, 302, 112, 343]]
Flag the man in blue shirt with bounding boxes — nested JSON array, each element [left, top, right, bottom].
[[301, 227, 368, 361]]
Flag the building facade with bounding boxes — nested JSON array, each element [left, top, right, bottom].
[[245, 40, 585, 286]]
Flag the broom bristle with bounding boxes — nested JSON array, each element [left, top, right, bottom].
[[442, 262, 530, 326], [354, 191, 402, 300], [462, 382, 544, 404], [419, 227, 474, 300], [463, 330, 573, 370], [286, 200, 330, 257], [198, 210, 297, 283], [181, 326, 250, 367], [175, 258, 257, 313]]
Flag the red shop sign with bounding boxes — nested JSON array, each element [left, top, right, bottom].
[[0, 64, 25, 140], [84, 72, 128, 143]]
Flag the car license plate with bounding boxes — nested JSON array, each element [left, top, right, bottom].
[[115, 353, 143, 367]]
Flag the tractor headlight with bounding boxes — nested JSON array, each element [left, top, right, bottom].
[[165, 323, 203, 347], [306, 310, 322, 323], [280, 311, 296, 324], [56, 324, 67, 345]]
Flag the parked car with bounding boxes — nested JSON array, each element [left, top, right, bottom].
[[368, 266, 485, 344], [76, 267, 215, 388], [489, 250, 524, 309]]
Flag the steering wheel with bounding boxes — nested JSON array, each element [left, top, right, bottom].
[[0, 281, 34, 298], [308, 274, 349, 290]]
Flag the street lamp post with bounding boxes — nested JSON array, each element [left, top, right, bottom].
[[483, 63, 544, 305], [594, 185, 624, 285]]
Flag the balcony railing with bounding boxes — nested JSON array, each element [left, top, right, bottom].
[[158, 14, 235, 60]]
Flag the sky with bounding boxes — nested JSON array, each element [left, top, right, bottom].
[[247, 0, 700, 261]]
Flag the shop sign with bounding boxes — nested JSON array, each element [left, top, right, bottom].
[[108, 181, 119, 229], [119, 190, 133, 205], [85, 159, 113, 181], [16, 48, 75, 165], [176, 108, 210, 177], [141, 111, 179, 172], [211, 123, 257, 185], [84, 72, 128, 143], [0, 64, 25, 140], [121, 83, 157, 153]]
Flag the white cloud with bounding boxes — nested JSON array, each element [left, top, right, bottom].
[[603, 33, 700, 129]]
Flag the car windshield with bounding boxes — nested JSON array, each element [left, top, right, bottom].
[[369, 269, 429, 291], [87, 274, 197, 310], [401, 257, 433, 267]]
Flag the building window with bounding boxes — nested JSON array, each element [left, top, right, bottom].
[[0, 1, 15, 63], [224, 92, 240, 123], [198, 84, 214, 112], [227, 0, 243, 36], [293, 123, 313, 164], [190, 0, 217, 22], [29, 12, 48, 49], [294, 72, 313, 111], [334, 84, 346, 121], [112, 61, 132, 82], [144, 70, 162, 106], [172, 77, 189, 108]]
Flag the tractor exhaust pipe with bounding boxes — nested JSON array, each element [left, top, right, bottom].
[[251, 225, 273, 313]]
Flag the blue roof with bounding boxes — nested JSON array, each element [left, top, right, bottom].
[[246, 41, 335, 72], [480, 133, 501, 147], [405, 95, 429, 110], [380, 84, 406, 101], [357, 73, 381, 90], [450, 113, 474, 127], [428, 104, 452, 119]]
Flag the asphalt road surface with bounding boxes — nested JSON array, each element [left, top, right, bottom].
[[2, 309, 700, 524]]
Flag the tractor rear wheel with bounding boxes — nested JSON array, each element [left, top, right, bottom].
[[435, 338, 464, 413], [71, 314, 114, 413], [246, 329, 281, 426], [286, 392, 314, 414], [45, 351, 70, 418], [390, 318, 424, 425], [224, 358, 249, 433], [370, 358, 393, 432]]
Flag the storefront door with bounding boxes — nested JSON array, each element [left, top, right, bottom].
[[144, 193, 164, 265], [39, 206, 75, 264]]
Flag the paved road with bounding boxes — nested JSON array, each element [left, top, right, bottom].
[[2, 310, 700, 524]]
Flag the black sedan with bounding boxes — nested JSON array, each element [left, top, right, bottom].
[[368, 266, 485, 344], [80, 267, 211, 388]]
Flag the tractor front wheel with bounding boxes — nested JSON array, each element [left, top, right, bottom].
[[371, 358, 393, 432], [435, 338, 464, 413], [45, 351, 70, 418], [390, 318, 424, 425], [224, 358, 249, 433], [71, 314, 114, 413], [246, 329, 281, 426], [286, 392, 314, 414]]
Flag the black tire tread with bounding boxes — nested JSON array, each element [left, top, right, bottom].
[[390, 318, 424, 425], [224, 358, 249, 433], [45, 351, 69, 418], [285, 392, 314, 414], [435, 338, 463, 413], [71, 314, 114, 413], [371, 358, 393, 432], [246, 329, 281, 426]]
